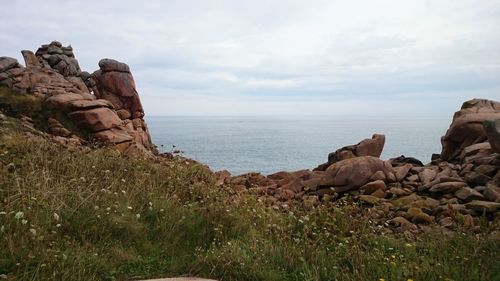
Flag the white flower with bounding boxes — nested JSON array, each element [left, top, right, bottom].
[[56, 224, 61, 228], [14, 211, 24, 219], [29, 228, 36, 236], [21, 219, 28, 225], [136, 214, 141, 219], [53, 213, 60, 221]]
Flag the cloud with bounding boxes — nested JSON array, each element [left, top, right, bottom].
[[1, 0, 499, 116]]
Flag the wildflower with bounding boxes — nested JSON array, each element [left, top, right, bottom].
[[53, 213, 60, 221], [21, 219, 28, 225], [29, 228, 36, 236], [56, 224, 61, 228], [136, 214, 141, 219], [14, 211, 24, 220]]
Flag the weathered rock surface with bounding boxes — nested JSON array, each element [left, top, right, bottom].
[[91, 59, 144, 118], [315, 134, 385, 171], [0, 41, 155, 158], [319, 156, 394, 192], [440, 99, 500, 161]]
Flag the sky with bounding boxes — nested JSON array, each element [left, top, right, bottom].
[[1, 0, 499, 116]]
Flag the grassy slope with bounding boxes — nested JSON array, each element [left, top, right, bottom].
[[0, 94, 499, 280]]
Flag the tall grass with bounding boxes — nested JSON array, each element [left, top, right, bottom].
[[0, 115, 499, 280]]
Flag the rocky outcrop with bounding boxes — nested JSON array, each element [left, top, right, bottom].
[[314, 134, 385, 171], [35, 41, 81, 76], [0, 42, 154, 158], [90, 59, 144, 118], [440, 99, 500, 161], [220, 98, 499, 234]]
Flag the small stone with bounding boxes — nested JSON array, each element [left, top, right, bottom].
[[483, 184, 500, 202], [429, 181, 467, 193], [394, 164, 412, 181], [360, 180, 386, 195], [465, 200, 500, 213], [407, 174, 419, 182], [474, 165, 498, 177], [407, 207, 433, 224], [465, 172, 491, 186], [455, 187, 485, 202], [389, 187, 412, 197], [439, 217, 454, 228], [371, 188, 386, 198], [391, 193, 422, 208], [359, 195, 382, 205]]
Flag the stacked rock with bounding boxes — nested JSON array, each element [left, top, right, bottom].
[[0, 42, 155, 158], [35, 41, 81, 77]]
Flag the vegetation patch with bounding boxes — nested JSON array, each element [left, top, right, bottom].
[[0, 119, 499, 281]]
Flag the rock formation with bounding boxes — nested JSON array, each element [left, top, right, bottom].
[[314, 133, 385, 171], [440, 99, 500, 161], [0, 41, 154, 158], [220, 98, 500, 234]]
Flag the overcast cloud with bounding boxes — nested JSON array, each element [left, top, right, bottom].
[[1, 0, 499, 116]]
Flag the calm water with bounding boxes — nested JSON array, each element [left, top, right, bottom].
[[146, 116, 451, 175]]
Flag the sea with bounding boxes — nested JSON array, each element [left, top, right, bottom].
[[146, 116, 451, 176]]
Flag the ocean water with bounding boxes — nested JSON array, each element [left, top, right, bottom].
[[146, 116, 451, 176]]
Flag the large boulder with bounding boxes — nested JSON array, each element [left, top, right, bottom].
[[0, 57, 20, 72], [440, 99, 500, 161], [315, 134, 385, 171], [318, 156, 395, 192], [91, 59, 144, 118], [69, 108, 123, 132]]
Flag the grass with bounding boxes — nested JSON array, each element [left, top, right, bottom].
[[0, 86, 91, 140], [0, 112, 499, 280]]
